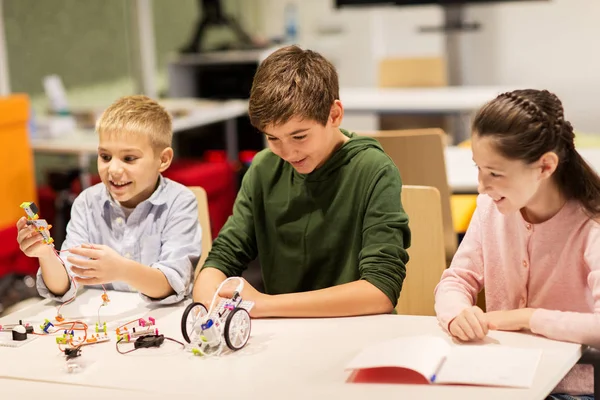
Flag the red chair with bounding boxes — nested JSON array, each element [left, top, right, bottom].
[[0, 226, 38, 277], [163, 159, 237, 239]]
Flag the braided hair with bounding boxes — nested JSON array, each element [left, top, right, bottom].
[[473, 89, 600, 217]]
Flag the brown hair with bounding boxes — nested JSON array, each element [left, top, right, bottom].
[[96, 95, 172, 151], [473, 89, 600, 216], [248, 45, 339, 131]]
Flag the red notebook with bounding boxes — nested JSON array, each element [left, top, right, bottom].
[[346, 335, 542, 388]]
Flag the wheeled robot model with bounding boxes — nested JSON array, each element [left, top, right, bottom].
[[181, 277, 253, 356]]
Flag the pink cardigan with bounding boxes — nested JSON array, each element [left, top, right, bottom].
[[434, 194, 600, 395]]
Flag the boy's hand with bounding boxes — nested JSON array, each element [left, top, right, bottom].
[[448, 305, 494, 342], [16, 217, 54, 258], [67, 244, 126, 285], [218, 278, 271, 318], [485, 309, 534, 332]]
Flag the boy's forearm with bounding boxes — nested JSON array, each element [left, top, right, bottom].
[[192, 267, 227, 306], [39, 249, 71, 296], [120, 260, 175, 299], [259, 280, 394, 318]]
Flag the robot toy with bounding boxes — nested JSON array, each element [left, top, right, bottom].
[[180, 278, 253, 356]]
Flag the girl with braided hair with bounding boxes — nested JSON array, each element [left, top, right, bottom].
[[435, 89, 600, 398]]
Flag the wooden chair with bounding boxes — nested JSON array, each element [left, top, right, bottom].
[[188, 186, 212, 279], [366, 129, 458, 262], [396, 185, 446, 316], [378, 57, 447, 88], [378, 57, 450, 133]]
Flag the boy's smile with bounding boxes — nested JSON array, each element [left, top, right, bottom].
[[98, 132, 172, 208], [262, 101, 347, 174], [289, 157, 308, 169], [108, 179, 133, 194]]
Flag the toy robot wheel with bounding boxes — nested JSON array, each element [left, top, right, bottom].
[[223, 307, 251, 351], [181, 302, 208, 343]]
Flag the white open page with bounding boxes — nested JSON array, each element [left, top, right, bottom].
[[346, 335, 451, 381], [435, 345, 542, 388]]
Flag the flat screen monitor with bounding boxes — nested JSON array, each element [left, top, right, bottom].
[[336, 0, 546, 6]]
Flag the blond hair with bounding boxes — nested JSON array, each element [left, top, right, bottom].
[[96, 95, 172, 150], [249, 45, 339, 131]]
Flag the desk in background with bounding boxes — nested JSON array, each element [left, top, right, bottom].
[[0, 289, 583, 399], [340, 86, 513, 114], [445, 146, 600, 193], [340, 86, 515, 143], [30, 98, 249, 188]]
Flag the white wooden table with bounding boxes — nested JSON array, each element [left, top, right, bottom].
[[30, 99, 248, 188], [445, 146, 600, 193], [340, 87, 513, 114], [340, 86, 514, 143], [0, 289, 582, 399]]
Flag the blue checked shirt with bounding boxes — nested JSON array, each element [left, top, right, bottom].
[[36, 175, 202, 304]]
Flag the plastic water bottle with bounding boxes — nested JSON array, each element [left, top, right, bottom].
[[28, 107, 37, 139], [284, 3, 298, 44]]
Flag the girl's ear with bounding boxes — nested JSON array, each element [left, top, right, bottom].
[[539, 151, 559, 178]]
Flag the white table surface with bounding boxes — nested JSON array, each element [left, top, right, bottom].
[[445, 146, 600, 193], [0, 289, 582, 400], [30, 99, 248, 155], [2, 377, 167, 399], [340, 86, 515, 114]]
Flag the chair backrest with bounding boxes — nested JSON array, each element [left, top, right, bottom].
[[377, 56, 449, 133], [378, 57, 447, 88], [188, 186, 212, 278], [366, 129, 457, 261], [397, 185, 446, 316]]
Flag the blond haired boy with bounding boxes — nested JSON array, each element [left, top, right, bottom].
[[17, 95, 201, 304], [193, 46, 410, 317]]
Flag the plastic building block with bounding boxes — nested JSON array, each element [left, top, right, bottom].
[[20, 201, 54, 245], [85, 333, 110, 345], [40, 319, 54, 333], [95, 322, 107, 333]]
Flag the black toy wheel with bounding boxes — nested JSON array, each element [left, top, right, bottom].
[[224, 307, 251, 351], [181, 302, 208, 343]]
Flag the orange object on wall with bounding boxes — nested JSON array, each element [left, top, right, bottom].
[[0, 94, 36, 230]]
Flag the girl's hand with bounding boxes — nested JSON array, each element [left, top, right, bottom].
[[485, 309, 535, 332], [448, 306, 494, 341]]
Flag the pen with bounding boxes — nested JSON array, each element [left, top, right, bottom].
[[430, 356, 447, 383]]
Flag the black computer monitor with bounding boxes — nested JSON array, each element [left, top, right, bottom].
[[336, 0, 546, 6]]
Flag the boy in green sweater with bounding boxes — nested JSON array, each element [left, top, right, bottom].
[[193, 45, 410, 318]]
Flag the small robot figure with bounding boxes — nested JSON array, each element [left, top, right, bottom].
[[181, 278, 253, 356], [20, 201, 54, 245]]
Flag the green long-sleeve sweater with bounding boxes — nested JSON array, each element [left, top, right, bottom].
[[203, 130, 410, 306]]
